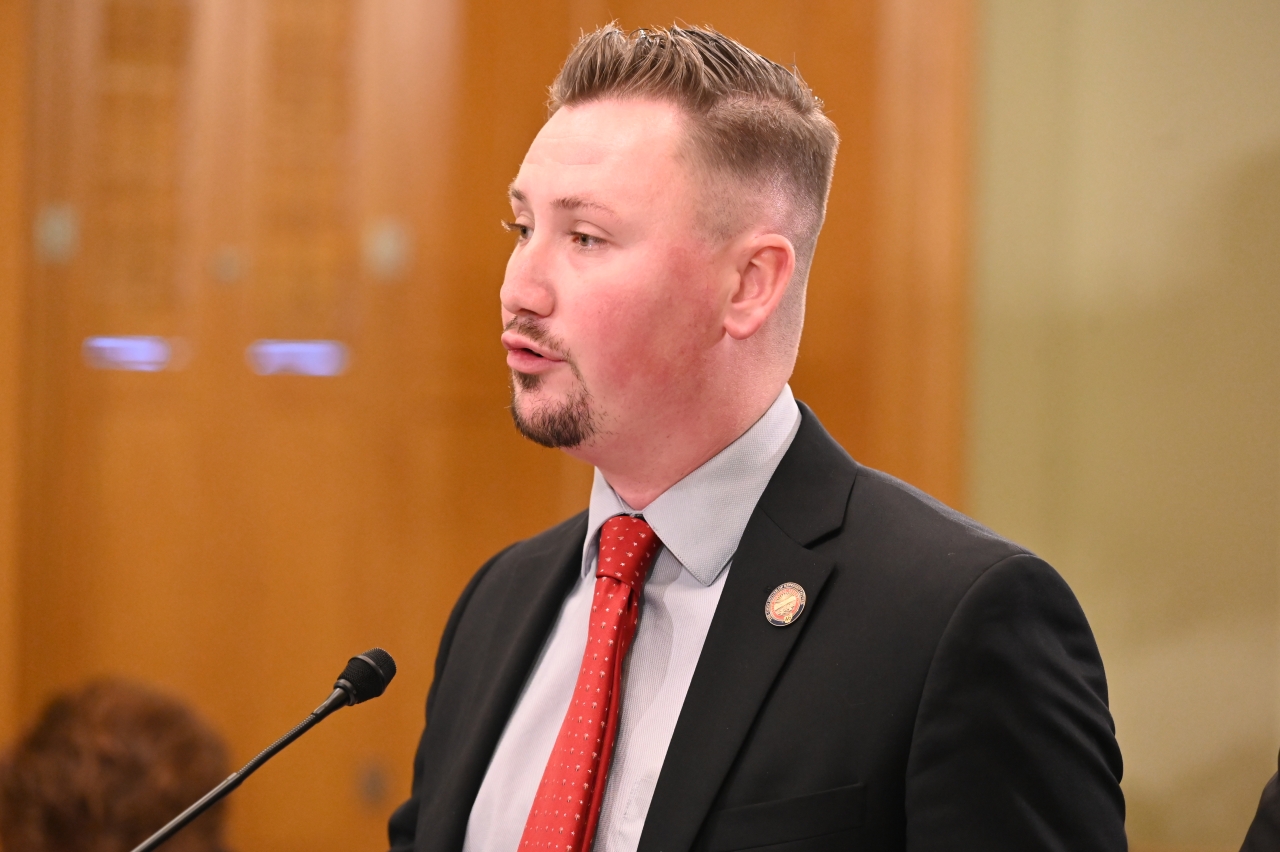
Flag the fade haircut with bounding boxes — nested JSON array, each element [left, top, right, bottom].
[[549, 24, 839, 348]]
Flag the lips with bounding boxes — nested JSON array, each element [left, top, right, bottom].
[[502, 330, 565, 373]]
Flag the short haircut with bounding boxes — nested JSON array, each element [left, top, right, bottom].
[[0, 680, 231, 852], [549, 24, 840, 344]]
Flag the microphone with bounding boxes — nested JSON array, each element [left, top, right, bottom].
[[130, 649, 397, 852]]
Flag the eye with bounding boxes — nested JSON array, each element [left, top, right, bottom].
[[501, 220, 530, 243], [572, 232, 604, 249]]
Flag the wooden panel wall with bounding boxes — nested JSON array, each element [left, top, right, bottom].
[[826, 0, 972, 509], [8, 2, 971, 851], [0, 0, 32, 746]]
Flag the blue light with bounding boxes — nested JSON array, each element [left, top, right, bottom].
[[82, 336, 172, 371], [246, 340, 349, 376]]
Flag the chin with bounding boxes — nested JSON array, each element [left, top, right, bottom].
[[508, 373, 597, 450]]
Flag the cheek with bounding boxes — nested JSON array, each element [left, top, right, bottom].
[[575, 249, 719, 391]]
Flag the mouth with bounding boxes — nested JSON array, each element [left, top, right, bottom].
[[501, 330, 565, 373]]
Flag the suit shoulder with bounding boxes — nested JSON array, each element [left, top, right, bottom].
[[783, 406, 1024, 573], [838, 464, 1032, 588], [852, 465, 1021, 549]]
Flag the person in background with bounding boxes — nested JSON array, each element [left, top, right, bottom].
[[1241, 752, 1280, 851], [0, 679, 231, 852]]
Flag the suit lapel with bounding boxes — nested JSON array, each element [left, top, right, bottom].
[[637, 406, 858, 852], [424, 515, 587, 852]]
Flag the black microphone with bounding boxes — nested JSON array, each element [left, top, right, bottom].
[[130, 649, 397, 852]]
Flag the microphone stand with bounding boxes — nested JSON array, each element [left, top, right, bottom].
[[130, 687, 351, 852]]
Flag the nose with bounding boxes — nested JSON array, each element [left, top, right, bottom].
[[500, 234, 555, 320]]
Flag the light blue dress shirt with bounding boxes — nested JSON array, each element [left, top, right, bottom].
[[463, 385, 802, 852]]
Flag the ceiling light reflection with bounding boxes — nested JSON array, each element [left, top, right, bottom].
[[246, 340, 349, 376], [82, 336, 174, 371]]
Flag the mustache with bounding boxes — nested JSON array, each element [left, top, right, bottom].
[[504, 316, 572, 363], [503, 316, 588, 387]]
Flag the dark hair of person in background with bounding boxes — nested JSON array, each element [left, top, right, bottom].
[[0, 679, 231, 852]]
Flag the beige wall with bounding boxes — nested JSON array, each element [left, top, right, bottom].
[[972, 1, 1280, 849]]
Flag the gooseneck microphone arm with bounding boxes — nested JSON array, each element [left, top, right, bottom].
[[129, 689, 348, 852], [129, 649, 397, 852]]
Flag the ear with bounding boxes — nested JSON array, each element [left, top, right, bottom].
[[723, 234, 796, 340]]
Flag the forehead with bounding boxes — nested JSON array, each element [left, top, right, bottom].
[[514, 99, 691, 199]]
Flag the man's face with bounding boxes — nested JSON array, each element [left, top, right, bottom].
[[501, 98, 727, 453]]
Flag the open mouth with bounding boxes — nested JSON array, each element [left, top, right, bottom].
[[501, 330, 567, 378], [501, 330, 563, 362]]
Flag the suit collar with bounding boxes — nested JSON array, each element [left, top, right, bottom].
[[756, 402, 858, 546], [638, 405, 858, 852]]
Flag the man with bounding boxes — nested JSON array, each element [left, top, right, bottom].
[[389, 24, 1125, 852]]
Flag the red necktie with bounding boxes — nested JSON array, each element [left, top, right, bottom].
[[519, 515, 662, 852]]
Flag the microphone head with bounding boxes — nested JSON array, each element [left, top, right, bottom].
[[335, 648, 397, 705]]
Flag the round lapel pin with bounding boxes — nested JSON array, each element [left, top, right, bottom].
[[765, 582, 806, 626]]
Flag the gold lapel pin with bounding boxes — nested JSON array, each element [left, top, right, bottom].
[[765, 582, 806, 626]]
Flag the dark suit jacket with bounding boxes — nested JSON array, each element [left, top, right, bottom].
[[388, 405, 1126, 851], [1241, 753, 1280, 851]]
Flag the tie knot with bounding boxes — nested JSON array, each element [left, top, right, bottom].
[[596, 515, 662, 589]]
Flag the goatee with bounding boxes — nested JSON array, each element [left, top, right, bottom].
[[510, 370, 597, 448]]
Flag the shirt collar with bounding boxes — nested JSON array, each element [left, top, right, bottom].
[[583, 384, 802, 586]]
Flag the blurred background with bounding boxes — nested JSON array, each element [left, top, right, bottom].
[[0, 1, 1275, 850]]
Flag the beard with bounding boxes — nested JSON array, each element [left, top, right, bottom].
[[505, 316, 597, 448], [510, 369, 597, 448]]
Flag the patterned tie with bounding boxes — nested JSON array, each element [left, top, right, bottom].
[[518, 515, 662, 852]]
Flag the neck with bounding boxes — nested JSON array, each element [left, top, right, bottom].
[[568, 381, 785, 510]]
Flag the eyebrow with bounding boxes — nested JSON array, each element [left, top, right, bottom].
[[507, 185, 617, 217]]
